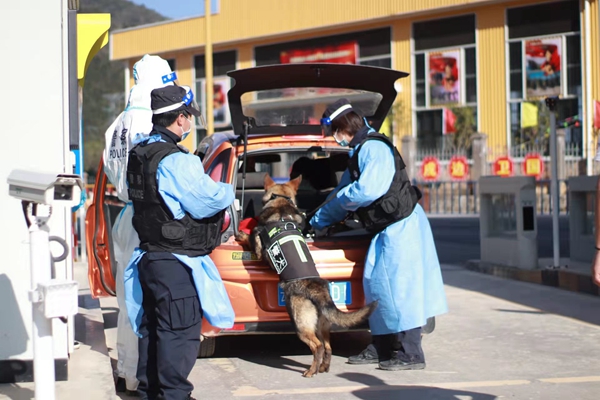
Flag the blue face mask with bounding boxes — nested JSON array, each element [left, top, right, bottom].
[[333, 130, 349, 147], [181, 117, 192, 141]]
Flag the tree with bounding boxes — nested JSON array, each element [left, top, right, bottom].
[[449, 106, 476, 152]]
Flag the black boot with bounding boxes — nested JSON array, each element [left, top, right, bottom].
[[379, 352, 426, 371], [379, 327, 426, 371], [347, 343, 379, 364]]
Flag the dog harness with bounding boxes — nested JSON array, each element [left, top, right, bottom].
[[258, 217, 319, 282]]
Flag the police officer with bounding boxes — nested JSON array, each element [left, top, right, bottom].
[[103, 54, 176, 395], [310, 98, 448, 371], [124, 85, 235, 399]]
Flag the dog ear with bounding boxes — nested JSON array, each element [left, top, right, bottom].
[[264, 173, 276, 190], [287, 175, 302, 192]]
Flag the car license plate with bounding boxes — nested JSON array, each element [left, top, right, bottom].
[[278, 282, 352, 306]]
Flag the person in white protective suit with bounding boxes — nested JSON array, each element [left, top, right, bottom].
[[103, 54, 177, 395]]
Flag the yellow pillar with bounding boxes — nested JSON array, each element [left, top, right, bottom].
[[590, 0, 600, 103], [391, 19, 413, 145], [583, 0, 600, 172], [205, 0, 214, 135], [237, 43, 253, 69], [477, 5, 507, 155]]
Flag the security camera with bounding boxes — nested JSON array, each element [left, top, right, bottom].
[[7, 169, 83, 207]]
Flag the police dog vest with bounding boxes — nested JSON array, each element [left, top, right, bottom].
[[258, 220, 319, 282]]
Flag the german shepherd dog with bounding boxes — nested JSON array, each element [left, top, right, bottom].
[[236, 173, 378, 377]]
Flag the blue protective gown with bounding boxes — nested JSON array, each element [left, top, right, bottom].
[[310, 133, 448, 335], [124, 135, 236, 337]]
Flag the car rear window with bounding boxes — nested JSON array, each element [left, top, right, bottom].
[[236, 149, 349, 217], [241, 88, 382, 127]]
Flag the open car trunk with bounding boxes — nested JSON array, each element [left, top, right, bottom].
[[235, 146, 371, 238]]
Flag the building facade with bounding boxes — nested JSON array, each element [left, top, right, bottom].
[[110, 0, 600, 175]]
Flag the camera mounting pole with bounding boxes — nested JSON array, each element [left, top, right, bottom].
[[25, 203, 56, 400], [7, 167, 82, 400], [545, 96, 560, 269], [21, 201, 78, 400]]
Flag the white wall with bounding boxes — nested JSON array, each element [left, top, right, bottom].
[[0, 0, 71, 361]]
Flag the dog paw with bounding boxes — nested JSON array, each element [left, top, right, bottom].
[[302, 369, 316, 378], [318, 364, 330, 373]]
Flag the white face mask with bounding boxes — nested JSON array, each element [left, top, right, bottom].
[[181, 116, 193, 141]]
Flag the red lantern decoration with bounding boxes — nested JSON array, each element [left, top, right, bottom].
[[523, 153, 544, 179], [493, 156, 514, 177], [421, 157, 440, 181], [448, 156, 469, 180]]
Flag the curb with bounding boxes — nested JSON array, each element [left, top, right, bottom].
[[464, 260, 600, 297]]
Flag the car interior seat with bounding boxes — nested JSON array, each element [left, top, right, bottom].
[[236, 171, 267, 219]]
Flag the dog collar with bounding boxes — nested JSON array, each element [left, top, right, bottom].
[[268, 193, 295, 206]]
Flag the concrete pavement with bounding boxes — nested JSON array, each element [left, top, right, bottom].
[[182, 264, 600, 399], [2, 262, 600, 399]]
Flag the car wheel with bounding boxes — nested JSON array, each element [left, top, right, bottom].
[[422, 317, 436, 335], [198, 336, 216, 358]]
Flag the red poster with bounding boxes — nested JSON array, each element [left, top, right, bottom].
[[280, 42, 358, 64], [493, 156, 514, 177], [448, 156, 469, 180], [523, 153, 544, 179], [421, 157, 440, 181], [429, 50, 460, 105]]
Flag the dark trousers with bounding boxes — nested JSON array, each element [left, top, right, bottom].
[[373, 327, 424, 362], [137, 252, 202, 400]]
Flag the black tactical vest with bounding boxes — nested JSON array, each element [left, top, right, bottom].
[[258, 219, 319, 282], [347, 132, 421, 233], [127, 139, 224, 256]]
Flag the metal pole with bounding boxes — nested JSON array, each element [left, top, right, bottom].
[[29, 216, 56, 400], [205, 0, 214, 135], [546, 97, 560, 268]]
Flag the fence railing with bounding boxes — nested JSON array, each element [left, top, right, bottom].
[[414, 179, 569, 215]]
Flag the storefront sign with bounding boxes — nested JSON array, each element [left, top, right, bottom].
[[523, 153, 544, 179], [280, 42, 358, 64], [448, 156, 469, 180], [525, 37, 562, 99], [493, 156, 514, 177], [421, 157, 440, 181], [429, 50, 460, 105]]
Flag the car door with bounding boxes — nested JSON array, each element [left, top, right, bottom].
[[85, 158, 118, 298]]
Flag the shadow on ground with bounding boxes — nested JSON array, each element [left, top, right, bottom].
[[214, 331, 371, 371], [339, 372, 498, 400]]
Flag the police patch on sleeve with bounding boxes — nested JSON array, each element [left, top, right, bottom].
[[267, 241, 288, 274]]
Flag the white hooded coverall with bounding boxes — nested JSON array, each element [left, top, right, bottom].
[[102, 55, 175, 391]]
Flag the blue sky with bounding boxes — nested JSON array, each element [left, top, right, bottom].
[[129, 0, 220, 20]]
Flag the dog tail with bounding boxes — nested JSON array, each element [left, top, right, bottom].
[[309, 290, 378, 328]]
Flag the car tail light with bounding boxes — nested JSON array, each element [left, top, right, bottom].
[[223, 323, 246, 331], [221, 210, 231, 233]]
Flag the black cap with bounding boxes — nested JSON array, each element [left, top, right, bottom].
[[321, 98, 356, 123], [151, 85, 201, 117]]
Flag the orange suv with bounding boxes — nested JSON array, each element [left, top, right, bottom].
[[86, 63, 412, 357]]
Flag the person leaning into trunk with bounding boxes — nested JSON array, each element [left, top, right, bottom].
[[309, 98, 448, 371], [124, 85, 235, 399]]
